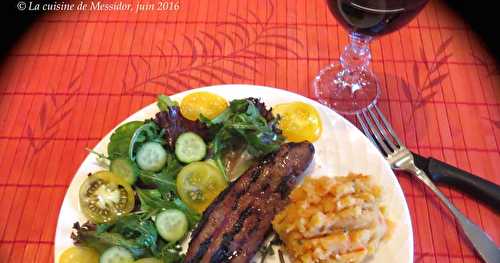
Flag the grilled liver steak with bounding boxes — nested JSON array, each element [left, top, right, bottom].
[[184, 142, 315, 263]]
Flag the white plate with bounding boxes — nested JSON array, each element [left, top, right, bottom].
[[54, 84, 413, 263]]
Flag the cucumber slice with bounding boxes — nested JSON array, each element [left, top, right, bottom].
[[155, 209, 188, 242], [110, 158, 138, 185], [99, 246, 134, 263], [175, 132, 207, 163], [136, 142, 167, 172]]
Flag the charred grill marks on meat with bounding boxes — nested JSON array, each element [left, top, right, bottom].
[[184, 142, 315, 263]]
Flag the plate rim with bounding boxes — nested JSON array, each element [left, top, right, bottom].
[[54, 84, 413, 262]]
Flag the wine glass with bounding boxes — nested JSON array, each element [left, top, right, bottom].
[[314, 0, 429, 114]]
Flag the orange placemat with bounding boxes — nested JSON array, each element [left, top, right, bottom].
[[0, 0, 498, 262]]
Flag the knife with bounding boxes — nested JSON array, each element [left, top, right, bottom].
[[412, 151, 500, 210]]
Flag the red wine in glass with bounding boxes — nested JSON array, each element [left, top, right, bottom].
[[313, 0, 429, 114], [327, 0, 428, 36]]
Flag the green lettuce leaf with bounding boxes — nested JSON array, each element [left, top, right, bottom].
[[108, 121, 144, 159]]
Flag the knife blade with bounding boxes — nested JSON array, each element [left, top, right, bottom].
[[412, 151, 500, 210]]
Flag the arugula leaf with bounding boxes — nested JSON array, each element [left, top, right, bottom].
[[86, 148, 110, 161], [139, 153, 182, 200], [201, 98, 284, 179], [159, 155, 183, 194], [158, 241, 184, 263], [108, 121, 144, 159], [139, 171, 177, 200], [73, 216, 160, 258], [136, 188, 166, 217], [73, 218, 187, 261], [136, 188, 200, 227], [112, 215, 158, 251], [157, 94, 178, 112], [172, 198, 201, 227], [229, 98, 251, 112], [72, 222, 147, 257], [95, 223, 112, 234]]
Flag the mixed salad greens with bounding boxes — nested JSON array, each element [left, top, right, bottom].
[[67, 93, 286, 263]]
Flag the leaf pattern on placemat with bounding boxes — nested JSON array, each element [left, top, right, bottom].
[[122, 0, 303, 94], [407, 37, 453, 113], [471, 52, 499, 77], [25, 73, 82, 161], [483, 117, 500, 129]]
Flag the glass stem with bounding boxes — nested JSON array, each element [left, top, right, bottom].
[[335, 32, 373, 93]]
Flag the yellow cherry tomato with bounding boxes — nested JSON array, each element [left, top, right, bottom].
[[176, 161, 228, 213], [79, 171, 135, 224], [180, 92, 228, 121], [59, 246, 99, 263], [272, 102, 322, 142]]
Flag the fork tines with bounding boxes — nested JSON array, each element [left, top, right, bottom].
[[356, 105, 403, 156]]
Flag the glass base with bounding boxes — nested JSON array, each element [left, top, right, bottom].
[[313, 63, 380, 115]]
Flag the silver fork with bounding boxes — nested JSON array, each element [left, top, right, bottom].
[[356, 105, 500, 263]]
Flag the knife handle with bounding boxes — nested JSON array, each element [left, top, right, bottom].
[[427, 157, 500, 209]]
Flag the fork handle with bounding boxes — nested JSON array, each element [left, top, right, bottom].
[[410, 166, 500, 263], [427, 157, 500, 210]]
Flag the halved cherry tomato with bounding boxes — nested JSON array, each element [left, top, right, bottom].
[[59, 246, 99, 263], [180, 92, 228, 121], [176, 161, 228, 213], [272, 102, 323, 142], [79, 171, 135, 224]]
